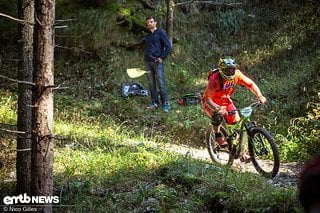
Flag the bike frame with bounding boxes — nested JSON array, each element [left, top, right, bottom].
[[224, 103, 259, 158]]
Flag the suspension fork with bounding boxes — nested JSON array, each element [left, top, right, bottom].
[[238, 124, 247, 157], [245, 121, 260, 150]]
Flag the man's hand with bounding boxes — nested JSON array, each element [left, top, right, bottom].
[[217, 106, 227, 116], [155, 58, 163, 63], [258, 96, 267, 104]]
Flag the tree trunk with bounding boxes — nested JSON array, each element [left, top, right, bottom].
[[166, 0, 174, 47], [31, 0, 55, 212], [16, 0, 34, 195]]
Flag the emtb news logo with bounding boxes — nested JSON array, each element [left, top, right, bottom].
[[3, 193, 59, 205]]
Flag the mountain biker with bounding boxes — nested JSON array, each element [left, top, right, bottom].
[[201, 57, 267, 162]]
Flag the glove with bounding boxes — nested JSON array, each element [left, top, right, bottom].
[[258, 96, 267, 104], [217, 106, 227, 116]]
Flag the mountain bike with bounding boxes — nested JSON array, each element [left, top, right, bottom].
[[205, 102, 280, 178]]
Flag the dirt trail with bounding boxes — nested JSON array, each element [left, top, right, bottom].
[[164, 144, 303, 187]]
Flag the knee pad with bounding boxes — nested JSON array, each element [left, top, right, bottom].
[[211, 112, 223, 126]]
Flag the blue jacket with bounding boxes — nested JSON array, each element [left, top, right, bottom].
[[144, 28, 172, 62]]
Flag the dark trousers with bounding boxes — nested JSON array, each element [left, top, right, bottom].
[[145, 61, 168, 106]]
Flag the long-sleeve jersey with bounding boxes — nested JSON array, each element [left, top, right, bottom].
[[202, 69, 255, 105]]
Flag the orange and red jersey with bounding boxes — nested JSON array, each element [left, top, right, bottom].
[[202, 69, 254, 105]]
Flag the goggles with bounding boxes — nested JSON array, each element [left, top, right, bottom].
[[222, 67, 236, 76]]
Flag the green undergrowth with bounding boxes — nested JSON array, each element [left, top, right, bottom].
[[0, 90, 303, 212], [53, 143, 300, 212], [277, 93, 320, 161], [53, 129, 300, 212], [0, 0, 319, 211]]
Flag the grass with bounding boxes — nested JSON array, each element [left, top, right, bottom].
[[0, 90, 302, 212], [53, 140, 299, 212], [1, 0, 319, 211], [0, 91, 17, 125]]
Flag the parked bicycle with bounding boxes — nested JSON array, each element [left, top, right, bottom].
[[206, 102, 280, 178]]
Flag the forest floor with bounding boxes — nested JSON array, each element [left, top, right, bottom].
[[0, 138, 303, 188], [163, 143, 304, 187]]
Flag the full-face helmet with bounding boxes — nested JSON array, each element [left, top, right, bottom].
[[219, 57, 237, 80]]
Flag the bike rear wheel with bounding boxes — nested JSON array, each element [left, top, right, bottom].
[[248, 127, 280, 178], [206, 125, 233, 166]]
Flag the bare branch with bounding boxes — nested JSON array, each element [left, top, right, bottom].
[[44, 84, 69, 90], [55, 25, 68, 29], [176, 0, 193, 5], [55, 18, 77, 23], [55, 35, 81, 38], [55, 45, 94, 54], [17, 148, 32, 152], [176, 0, 243, 6], [53, 85, 70, 90], [0, 128, 25, 134], [0, 12, 34, 25], [54, 19, 77, 28], [0, 74, 35, 86], [35, 15, 43, 26]]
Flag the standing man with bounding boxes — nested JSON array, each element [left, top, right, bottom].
[[144, 16, 172, 112]]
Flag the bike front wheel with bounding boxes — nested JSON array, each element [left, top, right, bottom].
[[248, 127, 280, 178], [206, 125, 234, 166]]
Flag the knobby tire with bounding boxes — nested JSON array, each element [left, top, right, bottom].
[[206, 125, 234, 166], [248, 127, 280, 178]]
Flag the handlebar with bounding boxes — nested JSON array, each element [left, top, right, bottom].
[[228, 101, 261, 116], [248, 101, 262, 108]]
